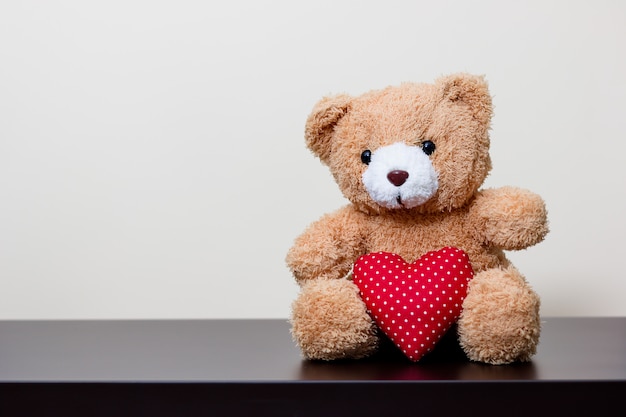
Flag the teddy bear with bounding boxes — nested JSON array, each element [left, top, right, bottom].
[[286, 73, 549, 365]]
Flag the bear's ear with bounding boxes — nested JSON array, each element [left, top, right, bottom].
[[305, 94, 352, 162], [437, 73, 492, 126]]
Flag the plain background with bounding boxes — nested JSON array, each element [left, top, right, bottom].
[[1, 1, 625, 319]]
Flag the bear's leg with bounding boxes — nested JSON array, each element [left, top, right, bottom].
[[457, 265, 541, 365], [290, 279, 379, 360]]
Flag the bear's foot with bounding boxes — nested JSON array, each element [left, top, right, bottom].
[[290, 279, 379, 360], [457, 265, 541, 365]]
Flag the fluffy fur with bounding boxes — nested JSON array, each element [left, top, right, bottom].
[[287, 73, 548, 364]]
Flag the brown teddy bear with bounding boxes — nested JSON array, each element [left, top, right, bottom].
[[286, 73, 549, 365]]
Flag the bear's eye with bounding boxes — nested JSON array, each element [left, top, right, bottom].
[[421, 140, 436, 156], [361, 150, 372, 165]]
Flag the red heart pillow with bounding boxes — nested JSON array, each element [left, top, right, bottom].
[[352, 247, 474, 361]]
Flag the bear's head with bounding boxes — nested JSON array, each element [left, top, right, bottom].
[[305, 73, 493, 214]]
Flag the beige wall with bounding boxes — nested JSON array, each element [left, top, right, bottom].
[[1, 0, 625, 318]]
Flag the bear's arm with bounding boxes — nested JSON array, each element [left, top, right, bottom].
[[468, 186, 549, 251], [286, 206, 367, 283]]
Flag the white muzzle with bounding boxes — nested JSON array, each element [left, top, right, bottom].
[[362, 142, 438, 209]]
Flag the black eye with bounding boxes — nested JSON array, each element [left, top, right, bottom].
[[361, 150, 372, 165], [421, 140, 436, 156]]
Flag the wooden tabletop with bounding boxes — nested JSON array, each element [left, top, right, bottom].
[[0, 317, 624, 416]]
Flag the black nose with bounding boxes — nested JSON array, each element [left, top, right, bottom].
[[387, 170, 409, 186]]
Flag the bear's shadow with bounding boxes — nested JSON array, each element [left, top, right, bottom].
[[297, 325, 537, 381]]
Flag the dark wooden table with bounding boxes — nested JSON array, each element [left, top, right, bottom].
[[0, 317, 624, 416]]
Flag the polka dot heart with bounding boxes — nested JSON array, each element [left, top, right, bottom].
[[352, 247, 474, 362]]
